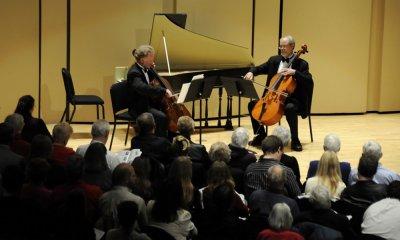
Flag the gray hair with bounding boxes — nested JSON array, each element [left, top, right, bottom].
[[362, 141, 382, 161], [323, 134, 341, 153], [132, 45, 154, 62], [4, 113, 25, 135], [209, 141, 231, 163], [272, 126, 291, 147], [281, 35, 295, 47], [268, 203, 293, 231], [91, 119, 110, 138], [231, 127, 250, 148], [52, 122, 73, 144], [309, 185, 331, 209], [267, 164, 287, 191]]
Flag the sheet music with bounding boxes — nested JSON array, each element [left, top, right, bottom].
[[177, 82, 191, 104]]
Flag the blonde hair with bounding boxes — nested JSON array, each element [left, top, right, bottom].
[[316, 151, 342, 196], [207, 161, 235, 190], [168, 156, 194, 208]]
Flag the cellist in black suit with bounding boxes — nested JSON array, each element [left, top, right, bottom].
[[127, 45, 173, 138], [244, 35, 313, 151]]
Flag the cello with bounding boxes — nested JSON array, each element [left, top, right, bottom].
[[251, 44, 308, 126], [149, 67, 192, 133]]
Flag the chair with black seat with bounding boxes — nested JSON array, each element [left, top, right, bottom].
[[109, 80, 136, 150], [60, 68, 105, 123]]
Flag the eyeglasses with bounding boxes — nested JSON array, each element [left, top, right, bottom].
[[278, 45, 292, 50]]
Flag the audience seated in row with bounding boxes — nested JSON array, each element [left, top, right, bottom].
[[51, 122, 75, 167], [4, 113, 30, 158], [348, 140, 400, 185], [0, 123, 24, 175], [306, 133, 351, 184]]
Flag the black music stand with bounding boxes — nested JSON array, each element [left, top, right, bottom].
[[220, 77, 259, 127], [178, 76, 216, 144]]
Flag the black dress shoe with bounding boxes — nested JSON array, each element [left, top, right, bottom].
[[249, 134, 266, 147], [291, 138, 303, 152]]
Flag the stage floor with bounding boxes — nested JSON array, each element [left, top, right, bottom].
[[55, 113, 400, 183]]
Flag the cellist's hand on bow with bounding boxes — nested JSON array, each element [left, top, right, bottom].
[[165, 89, 173, 98], [279, 68, 296, 76], [243, 72, 254, 80]]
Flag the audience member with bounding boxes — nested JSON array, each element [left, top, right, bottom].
[[361, 181, 400, 239], [228, 127, 257, 172], [98, 163, 147, 231], [201, 161, 249, 218], [257, 203, 304, 240], [272, 126, 302, 189], [76, 119, 120, 171], [306, 133, 351, 184], [348, 140, 400, 185], [4, 113, 30, 158], [168, 156, 200, 210], [249, 165, 300, 218], [14, 95, 52, 142], [304, 151, 346, 199], [147, 178, 197, 240], [52, 154, 103, 223], [83, 142, 112, 191], [341, 154, 387, 208], [0, 123, 24, 175], [105, 201, 151, 240], [51, 122, 75, 167], [294, 185, 356, 239], [171, 135, 191, 156], [244, 135, 301, 198], [194, 182, 245, 240], [209, 141, 246, 194], [131, 112, 173, 168], [131, 156, 155, 203]]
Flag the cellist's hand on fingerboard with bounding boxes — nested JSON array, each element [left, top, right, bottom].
[[279, 68, 296, 76]]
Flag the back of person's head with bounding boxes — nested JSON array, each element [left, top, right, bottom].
[[309, 185, 331, 209], [14, 95, 35, 120], [209, 141, 231, 163], [136, 112, 155, 135], [91, 119, 110, 138], [132, 45, 154, 62], [272, 126, 291, 147], [65, 188, 88, 219], [323, 134, 341, 153], [261, 135, 283, 154], [387, 180, 400, 200], [168, 156, 193, 206], [117, 201, 139, 229], [357, 153, 378, 179], [112, 163, 135, 187], [152, 178, 183, 223], [213, 182, 234, 212], [177, 116, 195, 138], [316, 151, 341, 179], [267, 164, 287, 192], [362, 141, 382, 161], [30, 134, 53, 159], [52, 122, 73, 145], [4, 113, 25, 135], [207, 161, 235, 189], [268, 203, 293, 232], [66, 154, 85, 183], [0, 123, 14, 145], [26, 157, 50, 184], [131, 156, 151, 182], [84, 142, 108, 172], [231, 127, 250, 148], [171, 135, 190, 156], [1, 164, 24, 195]]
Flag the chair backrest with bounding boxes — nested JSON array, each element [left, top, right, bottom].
[[110, 80, 131, 114], [61, 68, 75, 101]]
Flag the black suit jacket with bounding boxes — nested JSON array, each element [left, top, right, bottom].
[[250, 55, 314, 118], [126, 63, 166, 115], [130, 133, 173, 167]]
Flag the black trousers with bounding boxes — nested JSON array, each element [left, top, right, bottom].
[[248, 98, 299, 140]]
